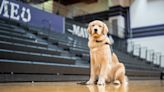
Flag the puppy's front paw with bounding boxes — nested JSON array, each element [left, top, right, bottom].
[[86, 80, 95, 85], [97, 79, 105, 85]]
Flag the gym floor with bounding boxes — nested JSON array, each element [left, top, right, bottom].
[[0, 80, 164, 92]]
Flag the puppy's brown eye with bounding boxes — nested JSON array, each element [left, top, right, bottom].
[[92, 25, 95, 27], [99, 25, 102, 27]]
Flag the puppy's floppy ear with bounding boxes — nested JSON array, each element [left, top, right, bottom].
[[102, 23, 109, 35], [87, 23, 92, 35]]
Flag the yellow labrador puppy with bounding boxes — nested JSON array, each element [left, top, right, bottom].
[[86, 20, 127, 85]]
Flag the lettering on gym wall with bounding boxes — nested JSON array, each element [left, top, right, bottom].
[[67, 24, 88, 38], [0, 0, 31, 22]]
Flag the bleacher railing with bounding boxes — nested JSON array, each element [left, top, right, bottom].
[[127, 41, 164, 69], [110, 25, 162, 69]]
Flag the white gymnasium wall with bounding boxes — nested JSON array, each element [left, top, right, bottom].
[[130, 0, 164, 28], [129, 0, 164, 52], [129, 0, 164, 67], [128, 36, 164, 54]]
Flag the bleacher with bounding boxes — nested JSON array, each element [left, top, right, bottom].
[[0, 19, 162, 82]]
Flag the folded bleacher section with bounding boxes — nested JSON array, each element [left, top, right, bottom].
[[0, 19, 162, 82]]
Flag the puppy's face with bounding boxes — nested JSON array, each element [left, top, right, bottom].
[[87, 20, 108, 38]]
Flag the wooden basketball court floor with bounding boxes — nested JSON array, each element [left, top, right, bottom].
[[0, 80, 164, 92]]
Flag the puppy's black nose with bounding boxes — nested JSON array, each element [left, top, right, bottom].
[[94, 29, 98, 33]]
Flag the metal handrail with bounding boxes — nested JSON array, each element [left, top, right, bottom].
[[127, 41, 163, 68]]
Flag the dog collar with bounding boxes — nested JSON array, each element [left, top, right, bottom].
[[95, 40, 103, 43], [95, 40, 113, 54], [96, 40, 111, 45]]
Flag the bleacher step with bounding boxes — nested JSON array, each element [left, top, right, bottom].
[[0, 49, 76, 64]]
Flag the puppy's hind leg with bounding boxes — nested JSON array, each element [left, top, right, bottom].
[[113, 63, 126, 85]]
